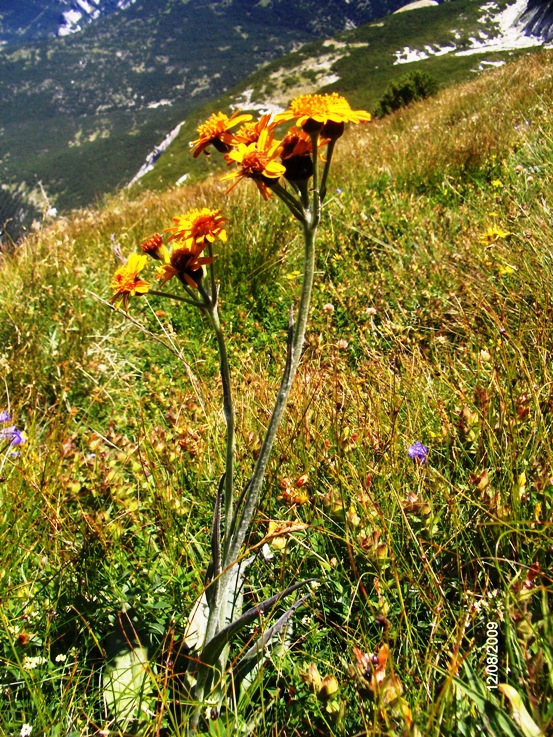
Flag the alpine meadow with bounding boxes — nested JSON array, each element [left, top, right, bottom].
[[1, 11, 553, 737]]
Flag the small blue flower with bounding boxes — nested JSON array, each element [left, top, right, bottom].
[[0, 410, 11, 423], [407, 441, 428, 464], [1, 426, 26, 446]]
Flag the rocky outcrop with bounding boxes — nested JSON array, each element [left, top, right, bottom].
[[522, 0, 553, 42]]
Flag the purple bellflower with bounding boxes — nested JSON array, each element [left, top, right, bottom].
[[0, 426, 26, 446], [407, 441, 428, 464]]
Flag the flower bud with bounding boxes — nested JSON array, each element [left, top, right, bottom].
[[321, 120, 345, 141], [318, 675, 339, 700]]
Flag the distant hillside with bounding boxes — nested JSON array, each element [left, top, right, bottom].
[[2, 0, 552, 245], [0, 0, 134, 44], [135, 0, 547, 193], [0, 0, 412, 242]]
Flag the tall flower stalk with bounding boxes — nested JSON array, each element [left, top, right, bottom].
[[107, 92, 371, 732]]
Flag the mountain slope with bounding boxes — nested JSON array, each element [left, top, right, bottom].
[[0, 0, 410, 231], [135, 0, 547, 192], [2, 0, 552, 245], [0, 0, 137, 44], [0, 48, 552, 735]]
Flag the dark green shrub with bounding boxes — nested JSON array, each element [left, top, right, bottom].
[[376, 70, 439, 116]]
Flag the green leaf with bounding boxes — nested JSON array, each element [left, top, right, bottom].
[[200, 578, 316, 669], [102, 610, 152, 727], [184, 555, 254, 655], [499, 684, 544, 737], [233, 594, 310, 693], [103, 644, 151, 727], [454, 663, 524, 737]]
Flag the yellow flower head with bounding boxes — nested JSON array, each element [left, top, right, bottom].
[[157, 241, 214, 289], [280, 127, 314, 159], [279, 126, 317, 181], [166, 207, 228, 248], [222, 127, 286, 200], [275, 92, 371, 135], [191, 110, 253, 158], [110, 253, 150, 310], [141, 232, 169, 261], [480, 226, 511, 246], [231, 114, 276, 145]]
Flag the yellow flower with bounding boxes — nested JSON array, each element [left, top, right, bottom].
[[480, 226, 511, 245], [222, 127, 286, 200], [110, 253, 150, 310], [275, 92, 371, 135], [165, 207, 228, 248], [191, 110, 253, 158], [157, 242, 214, 289], [231, 114, 276, 145], [279, 126, 320, 181], [141, 232, 169, 261]]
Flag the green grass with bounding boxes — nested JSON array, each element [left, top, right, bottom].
[[0, 48, 552, 735]]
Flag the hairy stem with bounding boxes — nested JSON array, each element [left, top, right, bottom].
[[226, 216, 318, 564], [319, 138, 337, 202]]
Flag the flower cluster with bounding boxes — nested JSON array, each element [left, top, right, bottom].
[[0, 410, 26, 447], [192, 92, 371, 199], [110, 93, 370, 307], [110, 208, 228, 308]]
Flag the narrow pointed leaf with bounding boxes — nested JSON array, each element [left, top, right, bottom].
[[234, 594, 310, 691], [499, 684, 544, 737], [199, 578, 316, 668], [184, 555, 254, 657], [453, 665, 525, 737], [206, 474, 224, 607]]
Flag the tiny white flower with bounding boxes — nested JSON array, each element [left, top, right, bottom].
[[22, 655, 47, 670], [20, 724, 32, 737], [261, 543, 274, 561]]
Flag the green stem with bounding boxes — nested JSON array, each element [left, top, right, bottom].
[[319, 138, 337, 202], [226, 216, 318, 564], [270, 181, 305, 223], [197, 283, 235, 529], [207, 243, 218, 305], [189, 288, 236, 729], [148, 289, 205, 308], [309, 133, 321, 230]]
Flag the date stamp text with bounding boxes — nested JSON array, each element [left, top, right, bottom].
[[484, 621, 499, 690]]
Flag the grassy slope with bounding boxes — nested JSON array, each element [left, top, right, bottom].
[[0, 48, 552, 734]]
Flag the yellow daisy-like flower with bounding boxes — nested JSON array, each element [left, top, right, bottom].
[[280, 126, 313, 159], [275, 92, 371, 135], [222, 128, 286, 200], [165, 207, 228, 248], [191, 110, 253, 158], [157, 241, 214, 289], [480, 226, 511, 246], [231, 114, 276, 145], [141, 232, 169, 262], [279, 126, 316, 182], [110, 253, 150, 310]]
